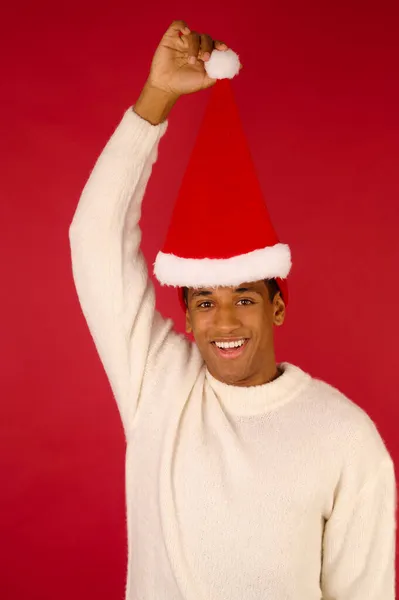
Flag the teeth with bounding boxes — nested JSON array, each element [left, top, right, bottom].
[[215, 339, 246, 349]]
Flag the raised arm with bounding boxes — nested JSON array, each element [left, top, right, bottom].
[[69, 20, 229, 434], [69, 98, 170, 433]]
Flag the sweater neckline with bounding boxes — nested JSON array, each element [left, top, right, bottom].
[[205, 362, 311, 417]]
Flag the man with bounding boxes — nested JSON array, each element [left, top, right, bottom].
[[69, 19, 396, 600]]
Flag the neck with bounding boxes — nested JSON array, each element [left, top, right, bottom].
[[209, 356, 282, 388], [235, 359, 281, 387]]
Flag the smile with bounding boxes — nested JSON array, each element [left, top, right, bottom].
[[211, 338, 249, 359]]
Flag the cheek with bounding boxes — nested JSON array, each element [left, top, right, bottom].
[[244, 310, 273, 339], [190, 314, 216, 348], [190, 313, 209, 336]]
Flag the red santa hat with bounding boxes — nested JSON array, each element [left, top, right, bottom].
[[154, 62, 291, 307]]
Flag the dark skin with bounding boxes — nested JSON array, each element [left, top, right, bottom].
[[185, 280, 286, 386]]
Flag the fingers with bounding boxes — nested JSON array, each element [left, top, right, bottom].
[[186, 31, 201, 64], [172, 21, 230, 65], [168, 20, 190, 36], [186, 33, 230, 64], [214, 40, 229, 51], [199, 33, 213, 61]]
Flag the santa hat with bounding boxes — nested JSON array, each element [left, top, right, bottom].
[[154, 50, 291, 307]]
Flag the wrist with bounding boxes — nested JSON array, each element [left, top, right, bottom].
[[134, 81, 179, 125]]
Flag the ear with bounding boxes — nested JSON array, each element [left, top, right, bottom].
[[273, 293, 286, 327], [185, 309, 192, 334]]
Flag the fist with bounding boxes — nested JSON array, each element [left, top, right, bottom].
[[147, 20, 231, 97]]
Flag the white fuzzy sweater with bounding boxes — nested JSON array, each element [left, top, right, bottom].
[[69, 107, 397, 600]]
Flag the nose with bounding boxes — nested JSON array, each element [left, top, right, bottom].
[[213, 305, 241, 334]]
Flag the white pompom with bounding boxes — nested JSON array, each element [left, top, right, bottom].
[[204, 48, 241, 80]]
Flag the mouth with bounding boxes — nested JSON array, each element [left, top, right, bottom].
[[210, 338, 249, 360]]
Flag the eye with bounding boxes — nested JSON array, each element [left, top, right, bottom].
[[237, 298, 254, 306], [198, 301, 213, 309]]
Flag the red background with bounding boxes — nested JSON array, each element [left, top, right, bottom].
[[1, 1, 398, 598]]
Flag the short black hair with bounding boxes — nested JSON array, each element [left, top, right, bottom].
[[183, 279, 281, 307]]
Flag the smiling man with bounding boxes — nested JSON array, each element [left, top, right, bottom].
[[184, 280, 284, 386], [69, 20, 396, 600]]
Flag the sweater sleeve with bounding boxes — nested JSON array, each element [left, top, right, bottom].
[[69, 107, 191, 434], [321, 456, 397, 600]]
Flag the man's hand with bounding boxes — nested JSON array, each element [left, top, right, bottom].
[[134, 20, 230, 125], [148, 20, 229, 97]]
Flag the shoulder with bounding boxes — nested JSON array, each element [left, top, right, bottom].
[[296, 366, 392, 467]]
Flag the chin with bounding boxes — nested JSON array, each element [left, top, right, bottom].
[[219, 372, 243, 385], [208, 360, 252, 385]]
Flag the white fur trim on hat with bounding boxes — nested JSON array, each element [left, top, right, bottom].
[[205, 48, 241, 79], [153, 244, 292, 288]]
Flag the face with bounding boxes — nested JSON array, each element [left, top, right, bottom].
[[185, 280, 285, 386]]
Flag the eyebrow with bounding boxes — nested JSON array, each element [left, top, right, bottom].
[[190, 286, 262, 299], [191, 290, 213, 299], [235, 286, 260, 293]]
